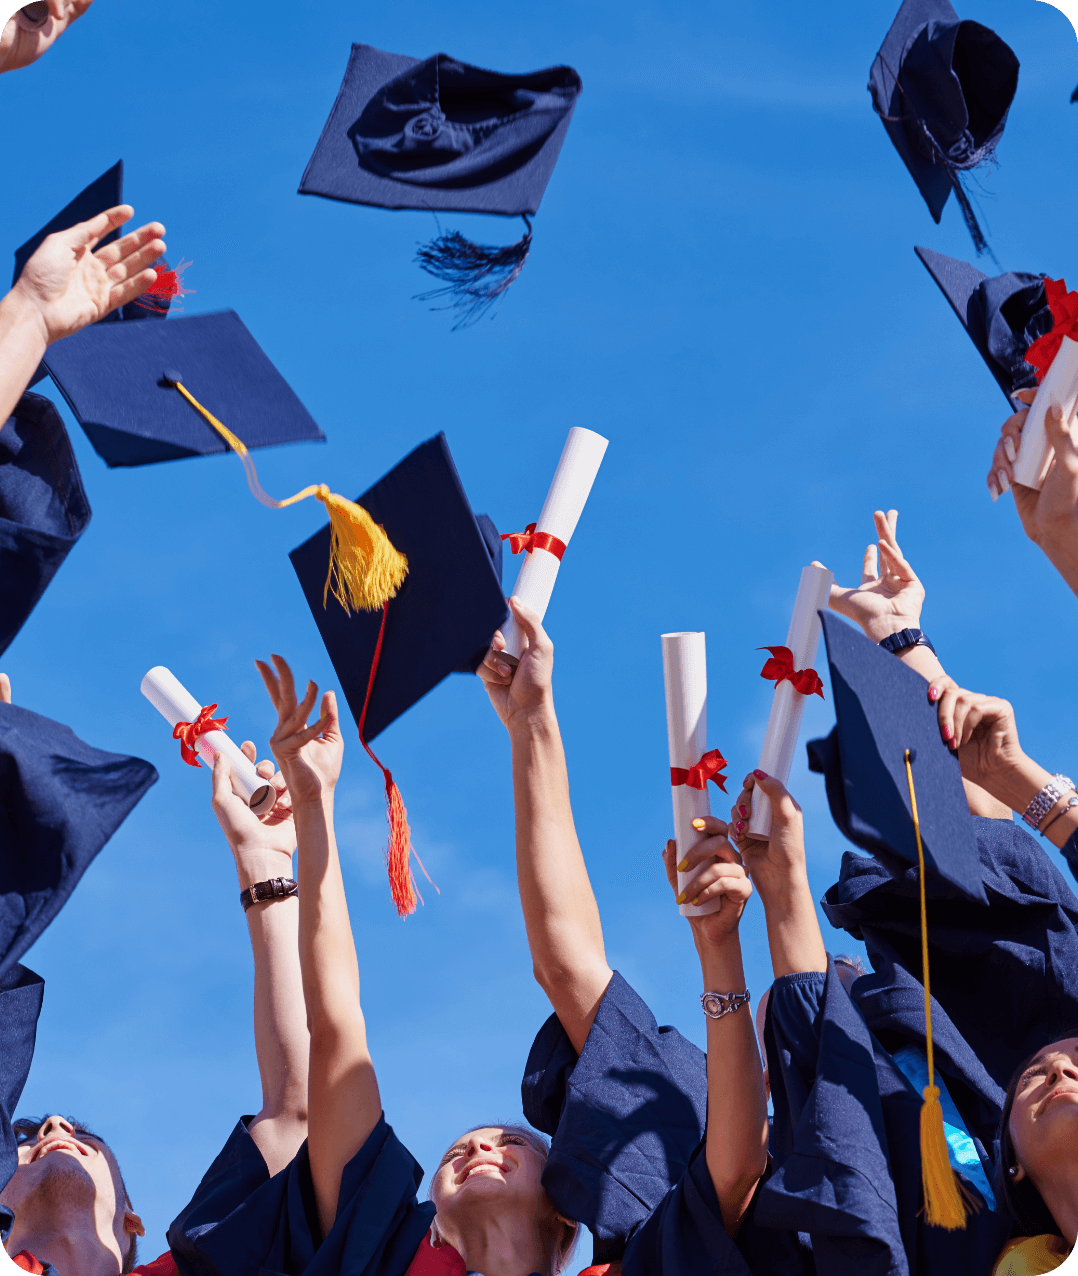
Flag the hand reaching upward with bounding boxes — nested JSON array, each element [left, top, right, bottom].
[[255, 655, 344, 807], [0, 1, 93, 76], [829, 509, 925, 642]]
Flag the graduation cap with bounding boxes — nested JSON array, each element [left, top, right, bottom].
[[807, 611, 985, 1230], [915, 246, 1055, 404], [299, 44, 582, 326], [13, 161, 191, 328], [0, 699, 158, 982], [41, 310, 326, 467], [0, 392, 91, 657], [290, 433, 508, 915], [869, 0, 1019, 254]]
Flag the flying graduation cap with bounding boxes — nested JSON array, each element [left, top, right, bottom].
[[0, 393, 91, 657], [290, 433, 508, 916], [299, 44, 582, 326], [915, 245, 1054, 403], [807, 611, 985, 1231], [869, 0, 1019, 255]]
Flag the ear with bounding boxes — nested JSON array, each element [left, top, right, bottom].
[[1012, 1162, 1027, 1184], [124, 1210, 146, 1238]]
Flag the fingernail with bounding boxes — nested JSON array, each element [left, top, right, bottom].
[[1004, 436, 1017, 463], [676, 891, 686, 905], [754, 769, 768, 780], [677, 859, 689, 872], [498, 664, 511, 676], [942, 724, 952, 740], [928, 687, 939, 701], [989, 481, 999, 502], [998, 469, 1011, 494], [738, 804, 749, 817], [736, 820, 746, 833], [691, 896, 701, 906]]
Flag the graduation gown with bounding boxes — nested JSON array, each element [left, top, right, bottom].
[[758, 959, 1013, 1276]]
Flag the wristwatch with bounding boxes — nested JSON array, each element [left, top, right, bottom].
[[700, 989, 751, 1019], [877, 628, 936, 656], [240, 877, 298, 912]]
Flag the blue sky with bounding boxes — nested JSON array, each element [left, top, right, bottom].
[[3, 0, 1078, 1254]]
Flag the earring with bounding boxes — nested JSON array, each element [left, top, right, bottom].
[[1009, 1166, 1017, 1177]]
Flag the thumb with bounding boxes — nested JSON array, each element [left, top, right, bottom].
[[1044, 403, 1078, 475], [751, 769, 800, 819], [508, 596, 551, 653]]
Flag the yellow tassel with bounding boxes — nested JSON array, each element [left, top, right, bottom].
[[905, 749, 968, 1231], [317, 487, 408, 615], [167, 377, 407, 613]]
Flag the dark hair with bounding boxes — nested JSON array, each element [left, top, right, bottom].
[[994, 1041, 1078, 1238], [13, 1115, 139, 1273]]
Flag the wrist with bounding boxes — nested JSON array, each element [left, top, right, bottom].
[[697, 935, 747, 987], [233, 847, 295, 889], [982, 752, 1050, 814], [859, 616, 923, 644], [4, 281, 50, 349], [506, 697, 558, 740]]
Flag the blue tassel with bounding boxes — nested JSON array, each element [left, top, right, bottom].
[[414, 217, 532, 329]]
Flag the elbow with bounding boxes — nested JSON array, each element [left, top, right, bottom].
[[712, 1154, 769, 1236]]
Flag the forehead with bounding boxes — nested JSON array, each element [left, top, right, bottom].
[[1031, 1037, 1078, 1065]]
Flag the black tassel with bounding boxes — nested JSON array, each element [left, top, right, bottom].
[[1071, 83, 1078, 103], [946, 168, 998, 266], [414, 216, 532, 329]]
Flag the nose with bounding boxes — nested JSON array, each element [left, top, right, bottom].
[[466, 1134, 495, 1156], [37, 1115, 74, 1142], [1047, 1056, 1078, 1087]]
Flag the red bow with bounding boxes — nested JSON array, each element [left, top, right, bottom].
[[173, 704, 228, 767], [501, 522, 566, 561], [1025, 277, 1078, 382], [759, 646, 824, 698], [670, 748, 728, 793]]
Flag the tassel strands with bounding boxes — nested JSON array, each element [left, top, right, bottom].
[[414, 215, 533, 328], [165, 377, 408, 615], [904, 748, 971, 1230]]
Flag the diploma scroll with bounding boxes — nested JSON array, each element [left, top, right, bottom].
[[1012, 336, 1078, 490], [662, 632, 723, 918], [501, 427, 609, 659], [748, 563, 834, 839], [141, 666, 275, 815]]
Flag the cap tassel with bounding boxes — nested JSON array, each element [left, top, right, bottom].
[[414, 215, 532, 328], [166, 378, 407, 615], [132, 257, 194, 313], [904, 748, 974, 1230]]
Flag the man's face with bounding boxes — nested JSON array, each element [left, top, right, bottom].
[[0, 1115, 139, 1251]]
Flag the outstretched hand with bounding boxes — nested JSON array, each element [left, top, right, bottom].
[[478, 597, 554, 729], [0, 1, 92, 75], [255, 655, 344, 806], [12, 207, 166, 344], [210, 742, 295, 862], [662, 820, 751, 948], [828, 509, 925, 642]]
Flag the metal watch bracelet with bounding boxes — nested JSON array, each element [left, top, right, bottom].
[[1022, 775, 1077, 830], [701, 989, 750, 1020]]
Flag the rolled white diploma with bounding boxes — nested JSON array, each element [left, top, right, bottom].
[[501, 427, 609, 659], [1012, 336, 1078, 490], [748, 563, 834, 840], [141, 666, 275, 815], [662, 632, 723, 918]]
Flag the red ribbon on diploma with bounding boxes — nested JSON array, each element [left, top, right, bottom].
[[759, 647, 824, 698], [671, 748, 728, 793], [1025, 277, 1078, 382], [501, 522, 566, 560], [173, 704, 229, 767]]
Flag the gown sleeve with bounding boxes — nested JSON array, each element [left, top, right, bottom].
[[0, 964, 45, 1191], [168, 1114, 434, 1276], [521, 970, 707, 1262]]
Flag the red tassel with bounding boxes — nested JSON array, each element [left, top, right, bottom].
[[132, 257, 195, 313]]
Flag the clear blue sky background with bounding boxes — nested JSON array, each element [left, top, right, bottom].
[[2, 0, 1077, 1254]]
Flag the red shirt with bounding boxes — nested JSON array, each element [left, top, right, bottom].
[[12, 1252, 179, 1275]]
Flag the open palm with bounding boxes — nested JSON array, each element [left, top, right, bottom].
[[828, 509, 925, 642]]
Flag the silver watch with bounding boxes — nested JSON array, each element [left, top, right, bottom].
[[700, 989, 750, 1019]]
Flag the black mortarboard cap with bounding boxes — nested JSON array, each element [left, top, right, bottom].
[[0, 392, 91, 656], [0, 701, 158, 981], [869, 0, 1018, 253], [807, 612, 985, 903], [300, 44, 582, 324], [41, 310, 326, 467], [915, 246, 1053, 404], [289, 432, 507, 742]]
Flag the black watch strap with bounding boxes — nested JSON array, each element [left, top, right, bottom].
[[240, 877, 298, 912], [877, 627, 935, 656]]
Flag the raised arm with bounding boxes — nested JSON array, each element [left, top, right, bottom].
[[662, 820, 768, 1233], [0, 1, 93, 75], [479, 598, 611, 1055], [208, 744, 309, 1177], [0, 207, 165, 422], [257, 656, 380, 1240]]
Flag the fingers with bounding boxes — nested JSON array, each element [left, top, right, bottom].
[[256, 760, 275, 779], [0, 673, 10, 704], [479, 638, 514, 687], [65, 205, 135, 251], [508, 596, 552, 656], [210, 751, 234, 809], [254, 658, 282, 711], [876, 535, 917, 584], [1014, 387, 1037, 407], [106, 268, 161, 315], [319, 689, 341, 741], [729, 781, 754, 839], [662, 839, 678, 892], [873, 508, 899, 552], [988, 406, 1029, 499], [679, 860, 753, 910], [240, 740, 257, 763], [271, 654, 300, 719], [676, 817, 741, 873], [859, 542, 878, 586], [95, 221, 166, 272], [747, 769, 801, 819]]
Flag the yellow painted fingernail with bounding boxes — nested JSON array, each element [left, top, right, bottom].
[[676, 891, 686, 904], [677, 859, 689, 872], [691, 896, 701, 905], [692, 818, 706, 829]]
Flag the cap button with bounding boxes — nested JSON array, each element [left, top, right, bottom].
[[161, 369, 184, 386]]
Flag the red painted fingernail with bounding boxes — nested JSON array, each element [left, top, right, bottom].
[[736, 820, 746, 833], [754, 769, 768, 780], [928, 687, 939, 701], [942, 725, 952, 740], [738, 805, 748, 818]]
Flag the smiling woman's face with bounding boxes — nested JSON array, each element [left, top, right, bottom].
[[430, 1127, 547, 1215], [1009, 1038, 1078, 1183]]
